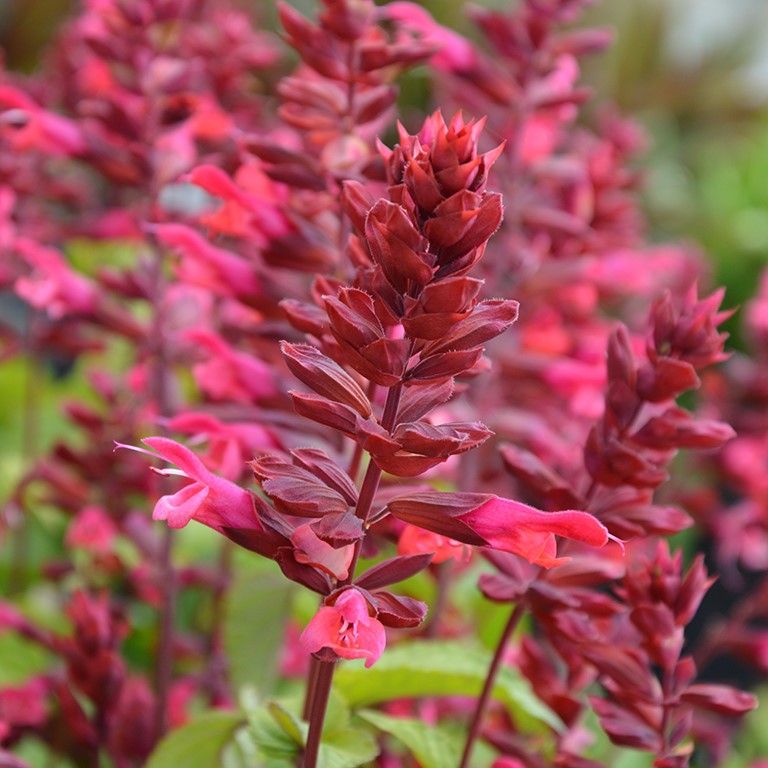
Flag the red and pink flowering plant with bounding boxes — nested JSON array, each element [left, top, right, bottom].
[[0, 0, 764, 767]]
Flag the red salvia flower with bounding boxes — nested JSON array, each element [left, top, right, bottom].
[[300, 588, 386, 667], [116, 438, 261, 532]]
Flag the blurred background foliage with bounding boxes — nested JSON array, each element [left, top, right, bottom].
[[580, 0, 768, 345], [3, 0, 768, 333], [2, 0, 768, 470]]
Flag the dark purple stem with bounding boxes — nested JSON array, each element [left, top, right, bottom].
[[424, 560, 453, 639], [458, 603, 526, 768], [303, 657, 321, 722], [301, 382, 404, 768], [301, 660, 337, 768], [146, 226, 176, 739]]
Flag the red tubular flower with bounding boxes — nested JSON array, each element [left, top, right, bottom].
[[462, 498, 609, 567], [116, 437, 260, 532], [386, 493, 610, 567], [300, 588, 386, 667], [397, 524, 471, 564]]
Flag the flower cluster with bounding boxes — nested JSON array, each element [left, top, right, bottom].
[[0, 1, 763, 767], [140, 112, 609, 677]]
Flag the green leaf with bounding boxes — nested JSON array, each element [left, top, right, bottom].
[[318, 726, 378, 768], [319, 687, 352, 733], [146, 710, 245, 768], [268, 701, 305, 745], [357, 710, 463, 768], [335, 639, 560, 732], [245, 694, 377, 768], [246, 703, 302, 765], [0, 633, 52, 686], [223, 565, 294, 695]]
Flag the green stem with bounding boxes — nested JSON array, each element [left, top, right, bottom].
[[458, 603, 526, 768], [8, 335, 40, 594]]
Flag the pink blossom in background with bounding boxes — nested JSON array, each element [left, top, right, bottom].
[[152, 223, 262, 300], [746, 268, 768, 350], [382, 3, 479, 72], [492, 758, 527, 768], [518, 56, 580, 165], [164, 412, 278, 480], [184, 329, 276, 404], [0, 84, 85, 156], [14, 239, 98, 319], [0, 679, 48, 730], [66, 506, 119, 556], [0, 187, 16, 253], [187, 164, 289, 241]]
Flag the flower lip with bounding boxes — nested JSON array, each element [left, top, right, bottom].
[[114, 437, 259, 532], [299, 587, 386, 667]]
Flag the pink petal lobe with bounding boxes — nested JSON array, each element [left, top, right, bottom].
[[154, 483, 209, 529], [141, 437, 212, 483]]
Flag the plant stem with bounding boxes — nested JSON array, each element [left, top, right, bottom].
[[154, 509, 176, 739], [301, 659, 337, 768], [146, 225, 176, 738], [92, 701, 109, 768], [424, 560, 453, 639], [8, 317, 41, 595], [302, 382, 405, 767], [458, 603, 526, 768], [202, 539, 234, 703], [303, 656, 321, 721]]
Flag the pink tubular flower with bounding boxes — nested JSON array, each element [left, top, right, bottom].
[[397, 524, 471, 564], [152, 223, 261, 300], [382, 3, 479, 72], [300, 588, 386, 668], [492, 759, 527, 768], [116, 437, 259, 532], [164, 411, 279, 481], [0, 85, 85, 156], [462, 498, 610, 568], [387, 493, 611, 568]]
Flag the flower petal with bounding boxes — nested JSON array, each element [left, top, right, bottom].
[[141, 436, 213, 483], [153, 483, 209, 529], [299, 589, 386, 667]]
